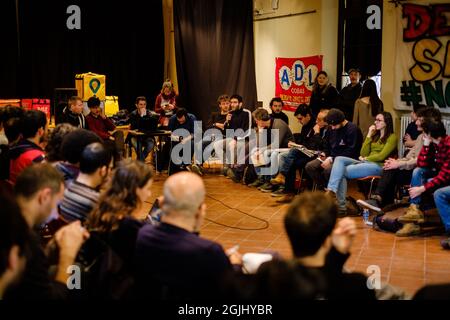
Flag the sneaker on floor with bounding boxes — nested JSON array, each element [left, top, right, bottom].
[[276, 193, 295, 204], [396, 223, 421, 237], [259, 182, 274, 192], [356, 199, 382, 213], [190, 164, 203, 176], [226, 168, 235, 180], [398, 204, 425, 224], [324, 189, 338, 203], [270, 173, 285, 186], [337, 208, 348, 218], [440, 238, 450, 250], [271, 187, 286, 197], [248, 179, 265, 188], [220, 166, 229, 176]]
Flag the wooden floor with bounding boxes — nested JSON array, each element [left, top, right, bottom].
[[145, 172, 450, 297]]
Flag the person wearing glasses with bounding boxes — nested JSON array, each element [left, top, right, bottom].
[[326, 112, 397, 216]]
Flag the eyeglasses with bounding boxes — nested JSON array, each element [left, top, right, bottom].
[[374, 119, 384, 123]]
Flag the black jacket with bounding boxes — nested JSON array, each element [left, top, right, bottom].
[[206, 112, 228, 136], [339, 82, 362, 121], [58, 107, 88, 129], [270, 111, 289, 125], [322, 121, 361, 159], [235, 247, 376, 300], [293, 117, 316, 147], [309, 84, 340, 118], [4, 232, 67, 300], [225, 108, 252, 140], [135, 222, 233, 300]]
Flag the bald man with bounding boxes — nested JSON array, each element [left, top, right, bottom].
[[135, 172, 241, 300]]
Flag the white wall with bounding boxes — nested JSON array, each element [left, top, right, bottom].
[[254, 0, 338, 132]]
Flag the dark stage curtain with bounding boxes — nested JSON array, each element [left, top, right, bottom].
[[1, 0, 164, 110], [173, 0, 257, 123], [344, 0, 382, 77], [0, 1, 19, 97]]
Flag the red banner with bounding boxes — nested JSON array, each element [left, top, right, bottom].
[[275, 55, 323, 111]]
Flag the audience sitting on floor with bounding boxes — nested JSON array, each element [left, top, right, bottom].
[[0, 194, 30, 299], [53, 129, 102, 186], [135, 172, 241, 300], [338, 68, 362, 121], [249, 108, 293, 191], [326, 111, 397, 215], [304, 109, 361, 192], [396, 118, 450, 238], [9, 110, 47, 185], [269, 97, 289, 125], [4, 163, 89, 300], [59, 142, 113, 223], [357, 106, 442, 211], [86, 97, 125, 162], [353, 79, 383, 138], [269, 107, 329, 203], [58, 96, 88, 129]]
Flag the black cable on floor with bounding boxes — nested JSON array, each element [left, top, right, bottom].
[[144, 195, 270, 231], [204, 194, 269, 231]]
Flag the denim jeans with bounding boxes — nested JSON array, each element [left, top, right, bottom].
[[279, 148, 302, 176], [434, 186, 450, 233], [327, 156, 383, 209], [254, 149, 286, 181], [409, 167, 436, 205], [131, 136, 155, 161]]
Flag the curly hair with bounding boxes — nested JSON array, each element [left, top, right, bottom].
[[87, 159, 153, 233], [45, 123, 77, 162]]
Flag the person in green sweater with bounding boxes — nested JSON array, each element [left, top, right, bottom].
[[326, 112, 397, 214]]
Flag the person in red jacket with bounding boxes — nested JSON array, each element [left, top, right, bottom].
[[396, 119, 450, 237], [154, 80, 178, 127], [85, 97, 125, 162], [9, 110, 47, 185]]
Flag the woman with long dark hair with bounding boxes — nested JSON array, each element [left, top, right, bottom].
[[86, 159, 153, 262], [326, 112, 397, 215], [353, 79, 384, 137], [309, 71, 339, 118]]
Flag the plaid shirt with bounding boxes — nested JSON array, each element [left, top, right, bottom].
[[417, 136, 450, 192]]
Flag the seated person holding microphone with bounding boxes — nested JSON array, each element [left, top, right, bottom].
[[128, 96, 159, 162]]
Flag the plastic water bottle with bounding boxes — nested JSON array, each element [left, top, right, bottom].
[[363, 209, 373, 226]]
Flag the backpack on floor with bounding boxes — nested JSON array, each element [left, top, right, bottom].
[[373, 202, 409, 233], [243, 164, 257, 185]]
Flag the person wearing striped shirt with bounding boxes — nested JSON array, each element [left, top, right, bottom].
[[59, 142, 113, 223]]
